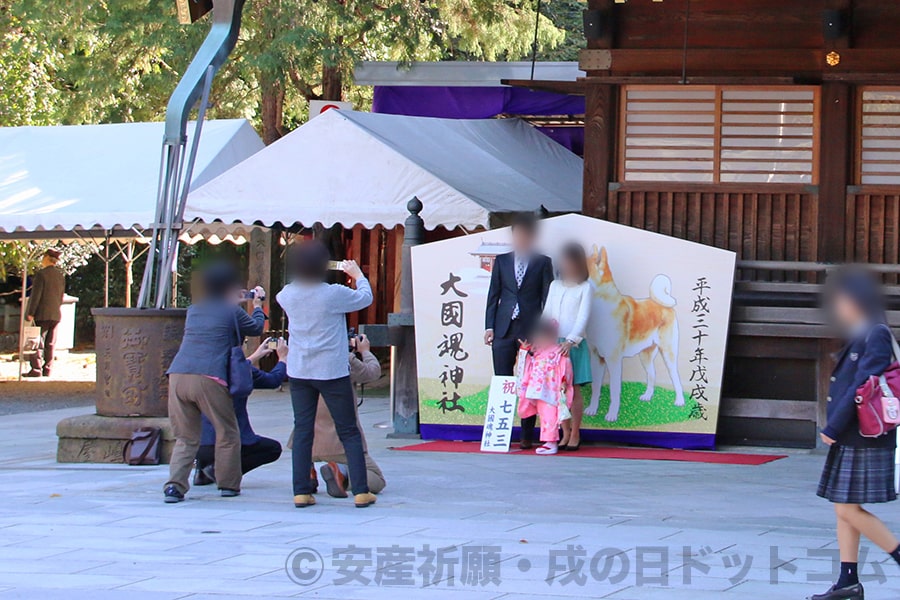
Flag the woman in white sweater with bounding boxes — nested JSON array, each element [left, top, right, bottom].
[[276, 241, 376, 509], [542, 242, 593, 450]]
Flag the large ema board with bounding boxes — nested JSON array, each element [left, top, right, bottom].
[[410, 214, 737, 450]]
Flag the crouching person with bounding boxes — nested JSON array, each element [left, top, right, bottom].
[[193, 338, 287, 486], [288, 333, 386, 497]]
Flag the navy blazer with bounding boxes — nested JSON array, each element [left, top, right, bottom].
[[484, 252, 554, 339], [201, 360, 287, 446], [824, 324, 897, 448]]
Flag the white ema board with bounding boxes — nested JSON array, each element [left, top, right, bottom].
[[412, 213, 737, 450]]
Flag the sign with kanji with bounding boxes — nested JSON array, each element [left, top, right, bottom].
[[411, 214, 736, 450], [479, 377, 518, 453]]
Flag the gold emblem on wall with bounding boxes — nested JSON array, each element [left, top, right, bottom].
[[826, 51, 841, 67]]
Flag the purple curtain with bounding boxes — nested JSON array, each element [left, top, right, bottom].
[[373, 86, 585, 154]]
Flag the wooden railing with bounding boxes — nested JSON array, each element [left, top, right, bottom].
[[846, 189, 900, 282], [608, 184, 820, 281]]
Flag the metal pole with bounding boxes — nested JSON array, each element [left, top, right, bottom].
[[137, 0, 247, 309], [155, 66, 214, 309], [104, 230, 110, 307], [17, 255, 27, 382], [124, 240, 134, 308], [530, 0, 542, 80]]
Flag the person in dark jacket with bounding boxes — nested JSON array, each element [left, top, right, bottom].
[[813, 268, 900, 600], [484, 213, 553, 449], [193, 337, 288, 485], [24, 248, 66, 378], [163, 261, 266, 504]]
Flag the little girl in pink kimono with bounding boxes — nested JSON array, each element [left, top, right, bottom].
[[516, 320, 574, 455]]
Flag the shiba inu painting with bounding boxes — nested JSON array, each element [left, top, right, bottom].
[[584, 245, 685, 422]]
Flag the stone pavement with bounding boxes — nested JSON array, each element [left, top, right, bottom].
[[1, 390, 900, 599]]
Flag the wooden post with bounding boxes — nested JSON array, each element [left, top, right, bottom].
[[582, 83, 616, 219], [583, 0, 616, 219], [390, 198, 424, 437], [248, 227, 273, 349], [817, 82, 852, 264]]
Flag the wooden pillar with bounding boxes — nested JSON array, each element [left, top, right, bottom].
[[582, 0, 616, 219], [817, 82, 852, 264], [268, 224, 286, 334], [391, 198, 424, 437], [582, 83, 616, 219], [248, 227, 273, 346]]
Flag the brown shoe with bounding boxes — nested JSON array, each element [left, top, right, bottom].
[[293, 494, 316, 508], [320, 462, 349, 498], [354, 492, 377, 508], [310, 467, 319, 494]]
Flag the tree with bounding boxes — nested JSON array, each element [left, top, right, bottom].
[[1, 0, 576, 140], [0, 241, 93, 279]]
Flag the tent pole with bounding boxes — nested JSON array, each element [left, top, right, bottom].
[[124, 240, 134, 308], [17, 255, 27, 382], [104, 230, 110, 307]]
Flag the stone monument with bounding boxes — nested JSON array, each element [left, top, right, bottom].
[[56, 309, 185, 463]]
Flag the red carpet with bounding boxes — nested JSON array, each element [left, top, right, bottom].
[[392, 441, 786, 466]]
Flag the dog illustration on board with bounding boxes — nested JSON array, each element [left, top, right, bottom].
[[584, 245, 685, 422]]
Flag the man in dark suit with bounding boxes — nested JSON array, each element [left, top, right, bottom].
[[484, 213, 554, 449], [25, 248, 66, 378]]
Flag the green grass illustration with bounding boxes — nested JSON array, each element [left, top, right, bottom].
[[421, 382, 702, 429]]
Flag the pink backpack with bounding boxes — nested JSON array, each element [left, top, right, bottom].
[[855, 325, 900, 438]]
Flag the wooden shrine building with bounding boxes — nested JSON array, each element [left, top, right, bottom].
[[508, 0, 900, 447]]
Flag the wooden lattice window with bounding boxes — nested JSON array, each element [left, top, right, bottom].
[[859, 88, 900, 186], [620, 86, 819, 185]]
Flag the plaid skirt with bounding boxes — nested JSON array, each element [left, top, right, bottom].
[[817, 444, 897, 504]]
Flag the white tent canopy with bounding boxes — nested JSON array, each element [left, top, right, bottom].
[[0, 119, 264, 236], [186, 110, 583, 230]]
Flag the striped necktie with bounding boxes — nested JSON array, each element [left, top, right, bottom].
[[512, 257, 525, 320]]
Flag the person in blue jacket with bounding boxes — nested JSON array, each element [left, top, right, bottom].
[[814, 268, 900, 600], [193, 338, 287, 486]]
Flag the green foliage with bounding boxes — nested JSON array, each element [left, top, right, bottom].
[[1, 0, 581, 134], [0, 241, 93, 279]]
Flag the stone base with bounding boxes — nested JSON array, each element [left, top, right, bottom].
[[56, 414, 175, 464]]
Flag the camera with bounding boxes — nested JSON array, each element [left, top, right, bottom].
[[348, 327, 360, 352], [266, 337, 279, 351], [242, 287, 266, 301]]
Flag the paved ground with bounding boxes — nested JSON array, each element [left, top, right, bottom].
[[0, 351, 96, 415], [1, 391, 900, 599]]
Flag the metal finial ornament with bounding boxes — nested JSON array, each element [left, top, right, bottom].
[[826, 51, 841, 67]]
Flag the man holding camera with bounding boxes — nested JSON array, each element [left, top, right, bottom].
[[193, 338, 287, 486]]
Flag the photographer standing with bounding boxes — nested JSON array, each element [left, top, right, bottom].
[[277, 242, 375, 509], [286, 333, 386, 497], [163, 262, 266, 503]]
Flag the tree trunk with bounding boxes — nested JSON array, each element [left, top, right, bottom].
[[322, 63, 342, 101], [260, 71, 285, 145]]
